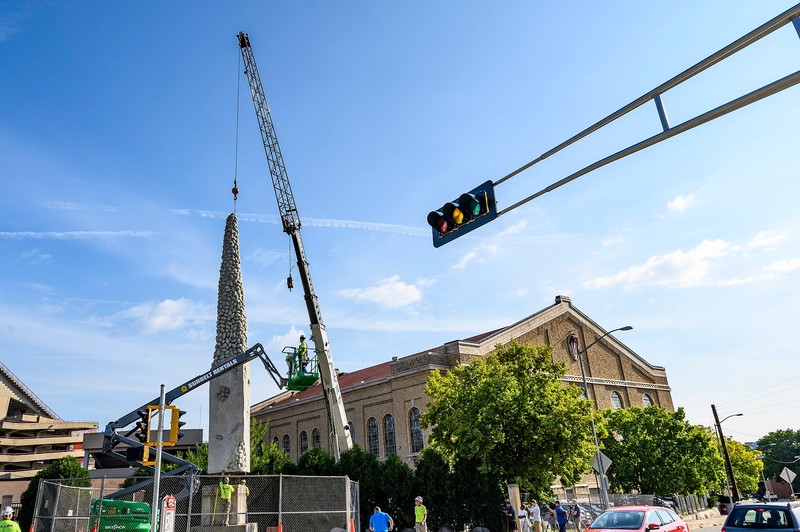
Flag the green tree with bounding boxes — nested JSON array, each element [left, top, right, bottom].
[[600, 406, 723, 494], [725, 437, 763, 496], [296, 446, 337, 476], [757, 429, 800, 480], [19, 456, 90, 532], [335, 445, 381, 528], [422, 341, 595, 494]]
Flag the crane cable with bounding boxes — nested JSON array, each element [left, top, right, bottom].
[[232, 51, 241, 211]]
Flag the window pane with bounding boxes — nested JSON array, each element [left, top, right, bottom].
[[611, 392, 623, 410], [347, 421, 356, 443], [368, 417, 379, 456], [409, 407, 424, 453], [383, 414, 396, 456], [282, 434, 290, 454], [300, 431, 308, 454], [312, 428, 321, 448], [642, 394, 653, 407]]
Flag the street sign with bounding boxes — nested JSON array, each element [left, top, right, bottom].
[[591, 450, 612, 474], [780, 467, 796, 484], [159, 495, 176, 532]]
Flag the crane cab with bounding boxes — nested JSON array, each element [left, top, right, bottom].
[[282, 346, 319, 391]]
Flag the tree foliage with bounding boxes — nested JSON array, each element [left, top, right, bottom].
[[725, 437, 763, 496], [19, 456, 90, 532], [757, 429, 800, 480], [422, 341, 595, 493], [600, 406, 723, 494]]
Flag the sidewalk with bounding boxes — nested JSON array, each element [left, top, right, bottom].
[[682, 508, 726, 529]]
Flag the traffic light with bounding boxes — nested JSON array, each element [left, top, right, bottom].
[[167, 406, 187, 445], [134, 409, 152, 443], [427, 180, 497, 247]]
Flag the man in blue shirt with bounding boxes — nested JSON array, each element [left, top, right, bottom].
[[555, 501, 568, 532], [369, 506, 394, 532]]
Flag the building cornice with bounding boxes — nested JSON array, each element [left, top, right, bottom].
[[561, 374, 671, 392]]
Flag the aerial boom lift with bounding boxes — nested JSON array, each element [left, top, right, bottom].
[[101, 343, 285, 477], [237, 32, 353, 459]]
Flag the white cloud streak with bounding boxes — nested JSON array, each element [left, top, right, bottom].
[[585, 232, 795, 289], [338, 275, 430, 309], [667, 193, 698, 212], [0, 231, 156, 240]]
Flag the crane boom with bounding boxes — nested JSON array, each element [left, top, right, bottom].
[[237, 32, 352, 459]]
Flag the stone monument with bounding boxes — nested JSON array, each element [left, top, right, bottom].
[[208, 212, 251, 474]]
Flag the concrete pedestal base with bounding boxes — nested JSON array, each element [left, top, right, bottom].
[[199, 484, 249, 526]]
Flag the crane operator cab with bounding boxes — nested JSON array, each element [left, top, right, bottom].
[[282, 345, 319, 391]]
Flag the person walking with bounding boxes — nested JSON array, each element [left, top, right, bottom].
[[555, 501, 568, 532], [369, 506, 394, 532], [414, 496, 428, 532], [0, 508, 20, 532], [218, 476, 234, 526], [530, 500, 542, 532]]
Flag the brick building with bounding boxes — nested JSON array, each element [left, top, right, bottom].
[[252, 295, 673, 466]]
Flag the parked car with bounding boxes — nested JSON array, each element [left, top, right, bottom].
[[722, 501, 800, 532], [586, 506, 688, 532]]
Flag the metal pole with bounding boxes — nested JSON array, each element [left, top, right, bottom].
[[577, 326, 632, 509], [712, 405, 740, 501], [151, 385, 166, 530]]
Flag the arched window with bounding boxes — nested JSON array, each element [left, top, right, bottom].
[[299, 431, 308, 454], [312, 428, 321, 448], [272, 436, 279, 445], [409, 407, 424, 453], [383, 414, 396, 456], [282, 434, 291, 454], [611, 391, 623, 410], [367, 417, 379, 456], [642, 394, 653, 407], [347, 421, 356, 443]]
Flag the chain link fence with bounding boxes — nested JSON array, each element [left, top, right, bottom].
[[33, 474, 359, 532]]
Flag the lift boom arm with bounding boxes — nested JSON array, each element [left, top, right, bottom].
[[237, 32, 352, 459]]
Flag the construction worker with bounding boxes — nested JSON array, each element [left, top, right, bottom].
[[297, 334, 309, 372], [219, 476, 233, 526], [0, 507, 20, 532]]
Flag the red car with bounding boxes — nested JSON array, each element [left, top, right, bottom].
[[587, 506, 689, 532]]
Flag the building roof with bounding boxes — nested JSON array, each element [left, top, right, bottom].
[[0, 361, 60, 420], [252, 296, 665, 413]]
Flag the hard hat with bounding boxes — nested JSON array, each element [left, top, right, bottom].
[[2, 507, 12, 517], [415, 496, 423, 502], [300, 334, 306, 340]]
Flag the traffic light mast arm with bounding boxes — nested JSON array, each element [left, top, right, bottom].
[[430, 4, 800, 245], [237, 32, 352, 459]]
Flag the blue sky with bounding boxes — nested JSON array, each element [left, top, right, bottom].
[[2, 1, 799, 444]]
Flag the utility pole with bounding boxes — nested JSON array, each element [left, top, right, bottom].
[[712, 404, 740, 501]]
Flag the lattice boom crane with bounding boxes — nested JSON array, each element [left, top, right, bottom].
[[237, 31, 353, 459]]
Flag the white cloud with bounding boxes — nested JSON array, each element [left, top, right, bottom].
[[109, 298, 214, 334], [667, 193, 698, 212], [763, 258, 800, 274], [338, 275, 428, 309], [585, 239, 740, 289], [497, 220, 527, 238], [22, 248, 51, 264], [748, 231, 783, 249], [602, 235, 624, 247]]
